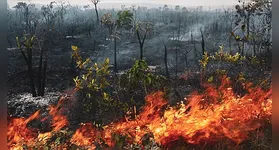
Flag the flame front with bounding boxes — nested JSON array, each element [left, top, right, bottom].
[[71, 76, 272, 147], [7, 95, 69, 149], [8, 77, 272, 149]]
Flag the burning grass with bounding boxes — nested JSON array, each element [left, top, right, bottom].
[[7, 76, 272, 149]]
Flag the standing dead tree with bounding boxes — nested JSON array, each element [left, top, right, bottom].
[[160, 34, 171, 78], [90, 0, 100, 25], [200, 28, 205, 56], [135, 22, 152, 60]]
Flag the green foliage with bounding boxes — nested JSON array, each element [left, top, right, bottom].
[[116, 10, 133, 30], [199, 46, 270, 96], [71, 45, 114, 107], [71, 45, 137, 118], [199, 46, 246, 69], [101, 13, 114, 34], [127, 60, 165, 91], [16, 35, 36, 50], [199, 52, 210, 69], [16, 34, 48, 97]]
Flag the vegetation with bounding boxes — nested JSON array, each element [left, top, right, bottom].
[[7, 0, 272, 149], [16, 35, 48, 97]]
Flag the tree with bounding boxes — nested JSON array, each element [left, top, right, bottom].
[[234, 0, 272, 55], [164, 45, 169, 77], [55, 0, 68, 31], [36, 38, 48, 96], [175, 11, 183, 76], [131, 4, 137, 30], [16, 35, 37, 97], [175, 5, 180, 11], [16, 31, 49, 97], [135, 22, 152, 60], [13, 2, 36, 34], [200, 28, 205, 55], [41, 2, 57, 31], [90, 0, 100, 25], [101, 10, 133, 73], [116, 10, 133, 30], [162, 4, 169, 24], [224, 8, 235, 53], [160, 31, 172, 78]]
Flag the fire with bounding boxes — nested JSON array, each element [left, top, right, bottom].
[[70, 123, 99, 149], [7, 110, 40, 149], [7, 95, 70, 149], [71, 76, 272, 148], [7, 76, 272, 149], [48, 95, 69, 132]]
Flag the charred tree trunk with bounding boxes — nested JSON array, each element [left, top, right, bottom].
[[191, 33, 198, 64], [242, 40, 245, 56], [247, 12, 250, 37], [184, 53, 188, 69], [37, 46, 47, 96], [40, 59, 47, 96], [114, 36, 118, 73], [200, 28, 205, 55], [164, 45, 169, 77], [175, 47, 178, 77], [140, 44, 144, 60], [94, 4, 99, 25], [93, 40, 96, 51], [37, 47, 43, 96], [229, 36, 232, 54], [27, 47, 37, 97], [136, 28, 147, 60], [252, 20, 256, 56]]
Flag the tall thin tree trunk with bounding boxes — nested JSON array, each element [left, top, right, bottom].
[[252, 20, 256, 56], [200, 29, 205, 55], [164, 45, 169, 77], [140, 44, 143, 60], [175, 47, 178, 77], [185, 54, 188, 69], [94, 4, 99, 25], [191, 33, 198, 64], [114, 36, 118, 73], [229, 36, 232, 54], [40, 59, 47, 96], [247, 12, 250, 37], [242, 41, 245, 55], [27, 47, 36, 97], [37, 47, 43, 96], [93, 40, 96, 51]]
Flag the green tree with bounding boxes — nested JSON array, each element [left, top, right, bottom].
[[102, 10, 133, 73]]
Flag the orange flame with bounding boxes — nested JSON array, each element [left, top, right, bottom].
[[70, 123, 99, 149], [8, 78, 272, 149], [7, 110, 40, 149], [48, 95, 69, 132], [71, 76, 272, 148], [7, 94, 72, 149]]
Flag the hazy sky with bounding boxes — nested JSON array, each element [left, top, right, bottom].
[[8, 0, 238, 8]]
